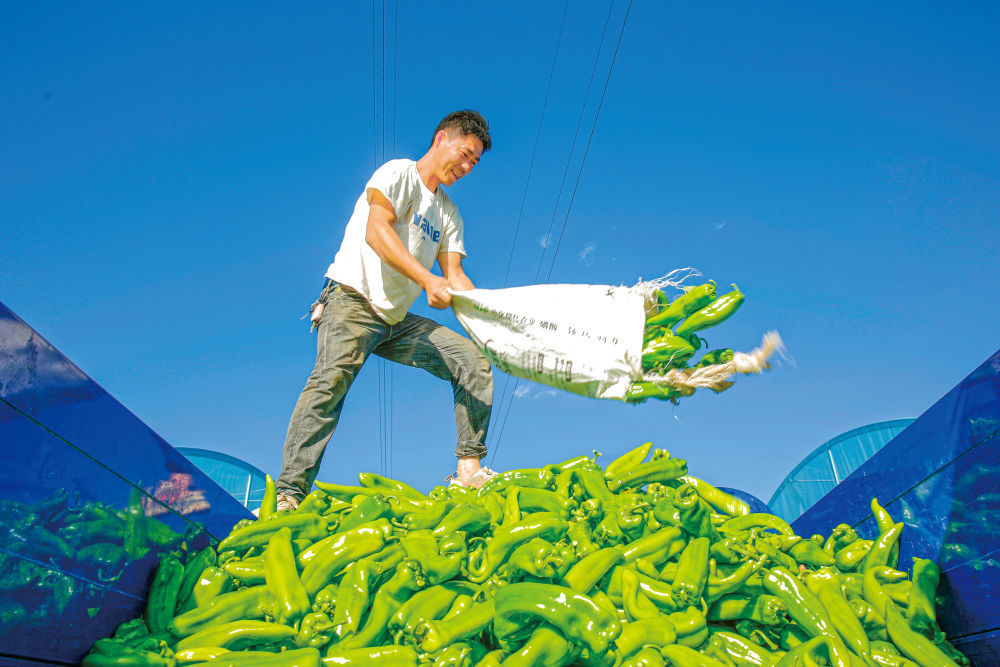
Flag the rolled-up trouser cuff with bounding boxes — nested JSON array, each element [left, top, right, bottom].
[[456, 440, 488, 459]]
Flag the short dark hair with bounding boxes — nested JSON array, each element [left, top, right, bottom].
[[431, 110, 492, 153]]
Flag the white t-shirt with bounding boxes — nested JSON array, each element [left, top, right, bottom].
[[326, 159, 466, 325]]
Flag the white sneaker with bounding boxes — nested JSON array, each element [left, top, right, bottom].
[[275, 493, 300, 512], [446, 467, 499, 489]]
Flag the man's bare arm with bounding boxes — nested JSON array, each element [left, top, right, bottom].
[[365, 189, 451, 308], [438, 251, 474, 291]]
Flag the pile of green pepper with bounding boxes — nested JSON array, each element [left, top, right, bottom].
[[84, 444, 971, 666], [628, 281, 746, 404]]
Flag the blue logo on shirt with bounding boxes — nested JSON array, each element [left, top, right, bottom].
[[412, 212, 441, 243]]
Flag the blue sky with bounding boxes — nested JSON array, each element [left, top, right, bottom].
[[3, 2, 998, 503]]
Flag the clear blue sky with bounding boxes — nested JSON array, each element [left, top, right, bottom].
[[3, 2, 998, 503]]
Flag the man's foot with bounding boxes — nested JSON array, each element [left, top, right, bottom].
[[446, 466, 499, 489], [276, 493, 301, 512]]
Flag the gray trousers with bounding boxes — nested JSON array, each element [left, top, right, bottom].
[[277, 282, 493, 498]]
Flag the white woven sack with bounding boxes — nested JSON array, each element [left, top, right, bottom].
[[450, 284, 646, 400], [450, 276, 782, 403]]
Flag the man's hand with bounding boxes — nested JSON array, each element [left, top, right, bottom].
[[423, 274, 452, 309]]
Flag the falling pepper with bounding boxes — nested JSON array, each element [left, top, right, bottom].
[[673, 284, 744, 337], [646, 282, 718, 328]]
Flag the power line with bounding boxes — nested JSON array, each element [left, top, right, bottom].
[[487, 0, 570, 455], [490, 0, 633, 466], [545, 0, 632, 281], [490, 1, 616, 465]]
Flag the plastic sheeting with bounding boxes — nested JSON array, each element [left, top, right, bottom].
[[0, 301, 253, 665], [793, 350, 1000, 666]]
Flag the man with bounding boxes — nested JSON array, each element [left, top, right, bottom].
[[275, 110, 496, 511]]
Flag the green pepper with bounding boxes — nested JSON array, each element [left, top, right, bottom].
[[297, 518, 393, 568], [772, 634, 852, 667], [861, 522, 904, 572], [622, 526, 686, 567], [467, 512, 568, 583], [762, 566, 838, 641], [401, 529, 463, 585], [358, 472, 426, 500], [679, 475, 751, 517], [259, 474, 277, 520], [708, 594, 789, 626], [605, 442, 653, 479], [431, 502, 491, 536], [641, 334, 697, 372], [324, 644, 420, 665], [329, 557, 381, 638], [607, 457, 688, 493], [668, 603, 710, 647], [502, 537, 564, 580], [784, 537, 835, 568], [816, 579, 870, 660], [314, 481, 380, 502], [175, 619, 296, 652], [493, 582, 621, 654], [169, 586, 271, 637], [691, 348, 735, 370], [560, 545, 623, 594], [646, 282, 717, 328], [620, 567, 663, 621], [501, 626, 579, 667], [659, 644, 729, 666], [289, 611, 335, 649], [175, 546, 218, 614], [222, 555, 266, 586], [203, 647, 321, 665], [612, 616, 678, 660], [264, 527, 310, 625], [300, 525, 388, 597], [545, 453, 602, 475], [477, 468, 555, 495], [721, 513, 793, 536], [831, 538, 871, 571], [505, 487, 575, 519], [392, 498, 457, 532], [389, 582, 466, 644], [82, 645, 173, 666], [337, 493, 395, 534], [885, 604, 961, 667], [671, 536, 711, 607], [415, 598, 494, 652], [823, 524, 858, 555], [218, 513, 330, 552], [173, 646, 231, 663], [190, 566, 234, 609], [606, 566, 677, 612], [338, 559, 426, 649], [312, 582, 338, 615], [674, 284, 744, 337], [862, 565, 908, 618], [625, 381, 684, 404], [297, 489, 334, 515], [706, 629, 780, 667], [907, 558, 943, 642], [674, 482, 719, 540], [144, 554, 184, 632]]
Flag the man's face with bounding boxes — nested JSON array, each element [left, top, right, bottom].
[[436, 131, 484, 186]]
